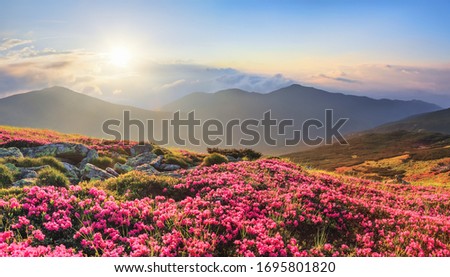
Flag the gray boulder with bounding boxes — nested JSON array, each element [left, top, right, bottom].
[[150, 155, 164, 169], [0, 147, 23, 158], [62, 162, 81, 183], [81, 163, 115, 181], [114, 163, 134, 174], [22, 143, 95, 164], [80, 149, 99, 168], [159, 164, 181, 171], [106, 167, 120, 177], [135, 164, 159, 175], [12, 178, 37, 187], [130, 144, 153, 156], [18, 169, 38, 179], [126, 152, 157, 167]]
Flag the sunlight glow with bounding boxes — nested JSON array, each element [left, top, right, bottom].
[[109, 47, 131, 67]]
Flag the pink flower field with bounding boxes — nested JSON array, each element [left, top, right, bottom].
[[1, 158, 450, 257]]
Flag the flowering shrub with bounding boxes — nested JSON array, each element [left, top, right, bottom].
[[1, 159, 449, 257], [0, 126, 137, 153]]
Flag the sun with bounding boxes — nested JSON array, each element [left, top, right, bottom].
[[109, 47, 131, 67]]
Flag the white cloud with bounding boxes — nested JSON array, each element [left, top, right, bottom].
[[0, 38, 32, 51]]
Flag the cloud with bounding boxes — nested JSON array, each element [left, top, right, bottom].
[[1, 37, 449, 108], [0, 41, 297, 108], [307, 64, 450, 106], [318, 74, 360, 84], [0, 38, 32, 51]]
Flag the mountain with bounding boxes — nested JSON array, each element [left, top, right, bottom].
[[369, 108, 450, 134], [162, 84, 440, 153], [0, 86, 170, 141]]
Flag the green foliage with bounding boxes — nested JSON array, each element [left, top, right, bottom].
[[0, 187, 24, 199], [90, 156, 114, 169], [152, 147, 172, 156], [203, 153, 228, 166], [207, 147, 262, 161], [113, 156, 127, 165], [0, 164, 14, 188], [37, 156, 66, 172], [0, 156, 66, 172], [164, 155, 189, 168], [36, 167, 69, 188], [101, 171, 181, 200]]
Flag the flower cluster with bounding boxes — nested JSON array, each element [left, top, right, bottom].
[[1, 159, 450, 256]]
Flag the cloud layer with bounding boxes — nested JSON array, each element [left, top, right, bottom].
[[1, 38, 450, 108]]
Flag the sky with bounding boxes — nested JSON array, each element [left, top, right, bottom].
[[1, 0, 450, 108]]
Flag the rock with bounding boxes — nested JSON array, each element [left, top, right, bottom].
[[106, 167, 120, 177], [12, 178, 37, 187], [157, 172, 182, 178], [62, 162, 81, 183], [19, 169, 38, 179], [80, 149, 99, 168], [130, 144, 153, 156], [22, 143, 93, 164], [159, 164, 181, 171], [126, 152, 157, 167], [114, 163, 134, 174], [81, 163, 115, 181], [135, 164, 158, 175], [150, 155, 164, 169], [0, 147, 23, 158], [226, 156, 239, 162]]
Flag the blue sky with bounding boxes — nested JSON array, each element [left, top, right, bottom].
[[1, 0, 450, 108]]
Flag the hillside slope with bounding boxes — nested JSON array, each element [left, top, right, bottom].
[[0, 86, 170, 140], [370, 108, 450, 134], [282, 131, 450, 185]]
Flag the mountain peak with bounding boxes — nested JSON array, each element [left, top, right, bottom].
[[40, 86, 77, 94], [214, 88, 252, 95]]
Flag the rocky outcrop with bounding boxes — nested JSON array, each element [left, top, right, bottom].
[[130, 144, 153, 157], [81, 163, 115, 181], [135, 164, 159, 175], [158, 164, 181, 171], [126, 152, 157, 167], [0, 147, 23, 158], [62, 162, 81, 183], [12, 178, 37, 187], [106, 167, 120, 177], [22, 143, 98, 165], [114, 163, 134, 174]]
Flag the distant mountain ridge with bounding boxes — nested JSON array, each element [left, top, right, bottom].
[[0, 85, 442, 154], [369, 108, 450, 134], [0, 86, 170, 140], [162, 84, 440, 153]]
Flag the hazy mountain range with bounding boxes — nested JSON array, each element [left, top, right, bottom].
[[0, 85, 445, 154]]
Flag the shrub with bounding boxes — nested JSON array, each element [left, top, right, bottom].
[[1, 156, 66, 172], [38, 156, 66, 172], [152, 147, 171, 156], [206, 147, 262, 161], [102, 171, 180, 200], [113, 156, 127, 165], [203, 153, 228, 166], [0, 164, 14, 188], [164, 155, 189, 169], [36, 167, 69, 188], [90, 156, 114, 169]]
